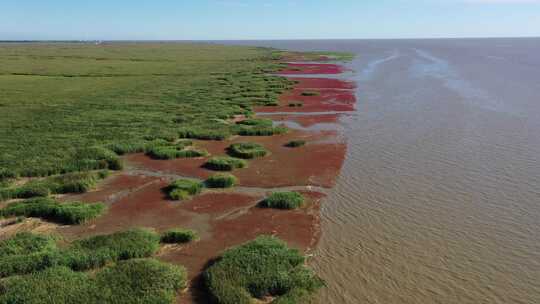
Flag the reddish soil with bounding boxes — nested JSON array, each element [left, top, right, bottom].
[[126, 129, 345, 188], [279, 63, 346, 75], [58, 174, 157, 204], [255, 87, 356, 113]]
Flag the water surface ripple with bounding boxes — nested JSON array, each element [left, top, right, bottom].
[[226, 38, 540, 304]]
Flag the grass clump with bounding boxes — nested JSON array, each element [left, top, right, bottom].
[[205, 173, 237, 188], [146, 140, 208, 160], [235, 125, 288, 136], [204, 236, 324, 304], [300, 91, 320, 96], [178, 127, 230, 141], [0, 170, 109, 201], [0, 197, 106, 225], [204, 156, 247, 171], [0, 259, 187, 304], [285, 140, 306, 148], [259, 192, 304, 210], [227, 142, 269, 159], [165, 179, 203, 200], [236, 118, 273, 127], [0, 232, 56, 258], [0, 229, 161, 278], [161, 229, 199, 244]]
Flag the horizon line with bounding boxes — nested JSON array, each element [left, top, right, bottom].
[[1, 36, 540, 43]]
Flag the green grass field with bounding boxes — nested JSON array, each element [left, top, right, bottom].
[[0, 42, 293, 178]]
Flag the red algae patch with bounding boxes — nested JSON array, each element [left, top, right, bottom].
[[280, 63, 346, 75], [290, 77, 356, 90], [58, 178, 195, 238], [179, 192, 259, 215], [256, 87, 356, 113], [125, 129, 346, 189]]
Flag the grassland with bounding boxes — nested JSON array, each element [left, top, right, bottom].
[[0, 42, 293, 179]]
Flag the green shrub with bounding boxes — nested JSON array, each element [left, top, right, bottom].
[[205, 173, 237, 188], [0, 259, 187, 304], [166, 179, 203, 200], [95, 259, 187, 303], [204, 236, 323, 304], [0, 168, 16, 180], [50, 171, 108, 194], [227, 142, 268, 159], [168, 189, 190, 201], [178, 127, 230, 140], [73, 147, 123, 171], [148, 146, 205, 160], [106, 141, 148, 155], [0, 232, 57, 258], [0, 197, 106, 224], [236, 118, 273, 127], [236, 126, 288, 136], [285, 140, 306, 148], [0, 229, 162, 278], [301, 91, 320, 96], [161, 229, 198, 244], [288, 102, 303, 107], [204, 157, 247, 171], [73, 228, 160, 262], [12, 183, 51, 199], [259, 192, 304, 210], [145, 139, 206, 160], [0, 171, 108, 202]]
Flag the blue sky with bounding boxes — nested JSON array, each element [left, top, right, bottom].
[[1, 0, 539, 40]]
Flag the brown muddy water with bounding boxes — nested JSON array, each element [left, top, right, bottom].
[[226, 39, 540, 304]]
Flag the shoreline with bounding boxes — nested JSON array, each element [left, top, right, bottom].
[[0, 49, 356, 303]]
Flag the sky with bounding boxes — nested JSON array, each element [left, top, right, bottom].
[[1, 0, 539, 40]]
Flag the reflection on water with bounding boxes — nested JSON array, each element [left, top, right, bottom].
[[225, 39, 540, 304]]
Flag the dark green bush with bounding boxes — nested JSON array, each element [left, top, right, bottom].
[[259, 192, 304, 210], [95, 259, 187, 303], [166, 179, 202, 200], [0, 229, 161, 278], [0, 232, 56, 258], [0, 171, 109, 201], [285, 140, 306, 148], [0, 168, 16, 180], [178, 127, 230, 140], [0, 259, 187, 304], [204, 157, 247, 171], [73, 228, 160, 262], [73, 147, 123, 171], [147, 146, 207, 160], [205, 173, 238, 188], [288, 102, 303, 107], [0, 197, 106, 224], [161, 229, 198, 244], [106, 141, 148, 155], [301, 91, 320, 96], [204, 236, 323, 304], [227, 142, 268, 159], [236, 126, 288, 136], [236, 118, 273, 127]]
